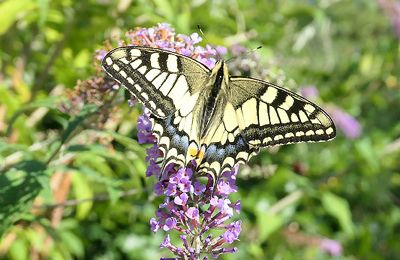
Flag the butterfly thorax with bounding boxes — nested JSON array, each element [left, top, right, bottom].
[[198, 60, 229, 140]]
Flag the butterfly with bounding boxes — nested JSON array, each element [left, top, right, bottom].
[[102, 46, 336, 183]]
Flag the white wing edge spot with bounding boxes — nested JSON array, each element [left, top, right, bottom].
[[285, 133, 294, 138], [306, 130, 314, 136], [150, 53, 161, 69], [105, 57, 113, 65], [112, 64, 120, 71], [261, 87, 278, 104], [280, 95, 294, 110], [134, 84, 142, 91], [120, 57, 130, 64], [142, 92, 149, 100], [263, 137, 273, 144], [130, 49, 141, 57], [326, 127, 334, 135], [304, 104, 316, 113], [119, 70, 127, 78], [167, 55, 179, 73]]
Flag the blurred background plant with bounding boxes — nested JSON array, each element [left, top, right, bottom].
[[0, 0, 399, 259]]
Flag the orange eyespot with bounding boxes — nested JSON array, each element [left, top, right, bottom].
[[197, 145, 206, 161], [189, 146, 198, 157], [188, 142, 199, 158]]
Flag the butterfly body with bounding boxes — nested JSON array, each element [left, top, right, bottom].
[[102, 46, 336, 182]]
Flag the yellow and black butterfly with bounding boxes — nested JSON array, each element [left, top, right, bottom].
[[102, 46, 336, 182]]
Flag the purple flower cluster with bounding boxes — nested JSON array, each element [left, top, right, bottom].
[[124, 23, 226, 68], [329, 106, 361, 139], [138, 111, 241, 259], [299, 86, 320, 100], [319, 238, 342, 256]]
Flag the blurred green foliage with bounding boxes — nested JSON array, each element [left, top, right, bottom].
[[0, 0, 399, 259]]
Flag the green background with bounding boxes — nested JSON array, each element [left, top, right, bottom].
[[0, 0, 399, 259]]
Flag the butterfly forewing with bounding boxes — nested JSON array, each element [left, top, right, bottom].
[[228, 77, 336, 147], [102, 46, 210, 118]]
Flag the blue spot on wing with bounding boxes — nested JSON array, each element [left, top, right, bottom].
[[152, 115, 190, 160], [202, 135, 253, 165]]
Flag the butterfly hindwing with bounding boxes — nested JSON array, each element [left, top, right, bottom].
[[150, 114, 187, 169], [102, 46, 210, 118], [228, 77, 336, 147]]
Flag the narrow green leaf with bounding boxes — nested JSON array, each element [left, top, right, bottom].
[[46, 104, 98, 163], [71, 172, 93, 220], [60, 104, 98, 144]]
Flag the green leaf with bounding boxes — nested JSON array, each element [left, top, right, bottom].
[[46, 104, 98, 163], [256, 212, 284, 242], [8, 236, 29, 260], [153, 0, 174, 21], [321, 192, 354, 236], [6, 96, 60, 136], [0, 160, 48, 237], [0, 0, 36, 35], [59, 230, 84, 258], [60, 104, 98, 144], [71, 171, 93, 220]]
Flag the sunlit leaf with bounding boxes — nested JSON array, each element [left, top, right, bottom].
[[322, 192, 354, 237], [0, 0, 36, 35], [71, 171, 93, 220], [256, 212, 284, 242]]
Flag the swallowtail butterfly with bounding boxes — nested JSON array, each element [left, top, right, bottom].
[[102, 46, 336, 182]]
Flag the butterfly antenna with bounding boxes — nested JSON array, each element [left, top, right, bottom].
[[226, 45, 262, 64], [197, 25, 223, 61]]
